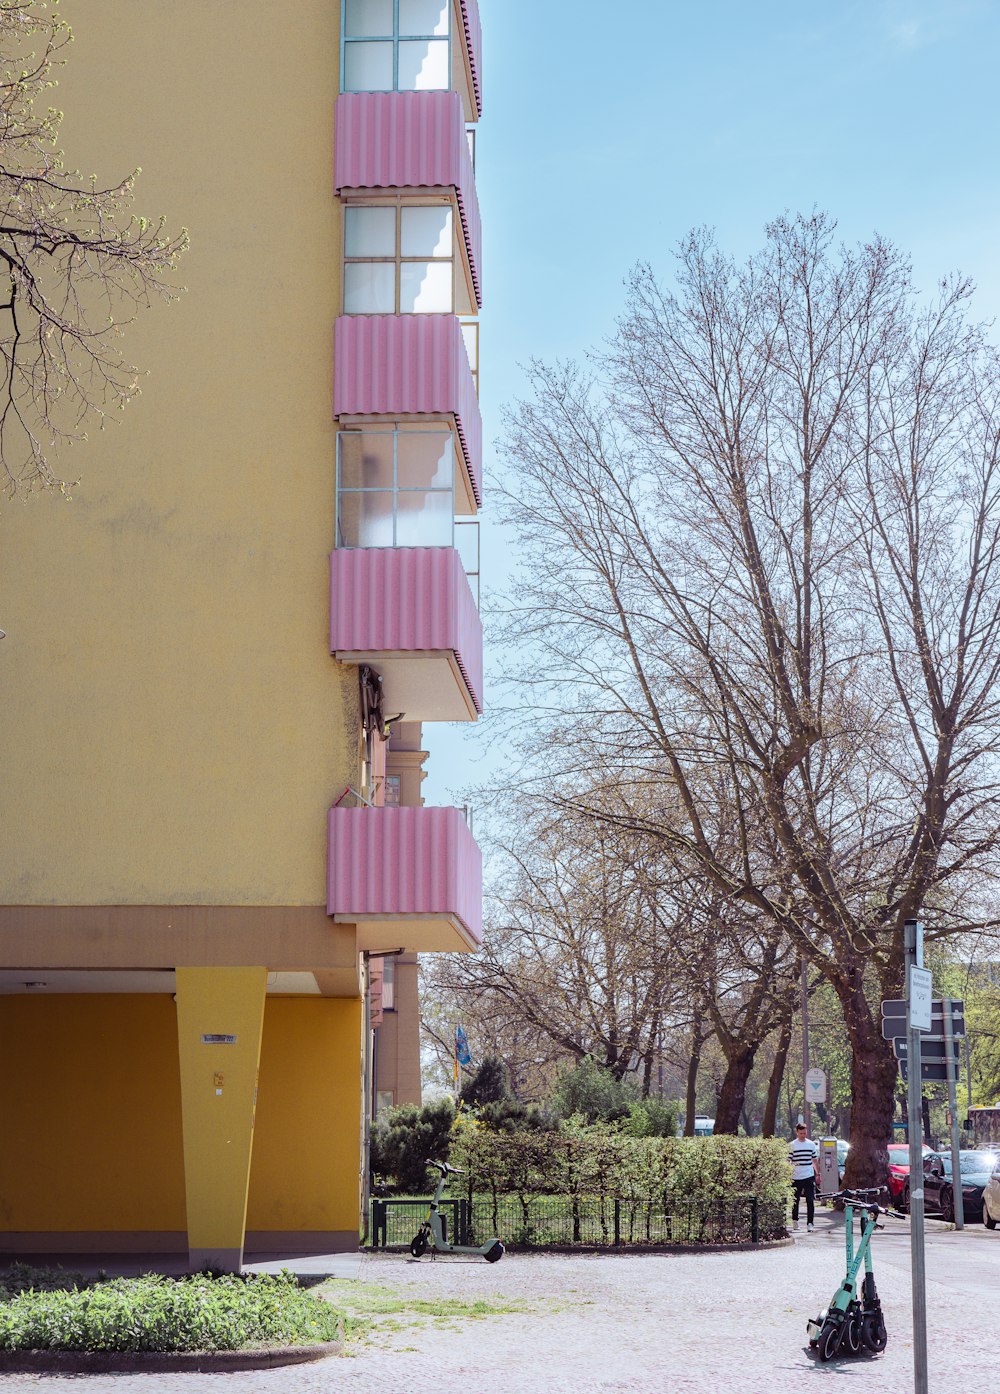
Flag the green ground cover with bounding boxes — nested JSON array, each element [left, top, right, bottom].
[[0, 1267, 341, 1353]]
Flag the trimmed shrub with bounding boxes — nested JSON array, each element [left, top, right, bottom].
[[0, 1271, 340, 1353]]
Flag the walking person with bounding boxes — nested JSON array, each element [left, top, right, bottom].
[[789, 1122, 820, 1231]]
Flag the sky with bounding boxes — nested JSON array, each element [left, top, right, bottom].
[[421, 0, 1000, 805]]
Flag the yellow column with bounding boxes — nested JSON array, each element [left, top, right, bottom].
[[175, 967, 267, 1271]]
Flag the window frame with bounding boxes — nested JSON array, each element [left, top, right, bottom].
[[336, 426, 458, 550], [341, 0, 453, 94], [343, 199, 457, 316]]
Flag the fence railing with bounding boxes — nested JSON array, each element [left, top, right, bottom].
[[369, 1193, 785, 1249]]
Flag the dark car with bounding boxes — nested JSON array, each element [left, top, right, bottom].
[[922, 1150, 999, 1223]]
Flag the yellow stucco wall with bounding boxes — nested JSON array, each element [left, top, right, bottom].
[[0, 994, 362, 1237], [0, 0, 353, 906], [248, 997, 363, 1234], [0, 996, 187, 1232]]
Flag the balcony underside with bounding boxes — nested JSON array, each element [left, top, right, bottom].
[[334, 912, 480, 955], [334, 648, 478, 722]]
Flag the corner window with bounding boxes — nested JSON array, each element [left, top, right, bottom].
[[344, 204, 454, 315], [337, 429, 456, 548], [343, 0, 451, 93]]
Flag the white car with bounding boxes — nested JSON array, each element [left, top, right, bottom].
[[982, 1155, 1000, 1228]]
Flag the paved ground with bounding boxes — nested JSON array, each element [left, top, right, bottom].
[[5, 1212, 998, 1392]]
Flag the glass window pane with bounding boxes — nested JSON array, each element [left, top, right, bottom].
[[398, 39, 449, 89], [344, 262, 396, 314], [400, 206, 452, 258], [338, 491, 395, 547], [455, 519, 479, 574], [396, 489, 453, 547], [345, 206, 396, 258], [396, 431, 454, 489], [398, 0, 450, 36], [399, 260, 452, 313], [460, 319, 478, 372], [339, 432, 395, 490], [345, 0, 394, 36], [344, 40, 394, 91]]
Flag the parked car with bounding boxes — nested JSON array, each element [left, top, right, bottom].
[[923, 1151, 998, 1223], [887, 1143, 933, 1209], [979, 1154, 1000, 1229]]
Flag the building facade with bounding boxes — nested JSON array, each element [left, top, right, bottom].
[[0, 0, 484, 1270]]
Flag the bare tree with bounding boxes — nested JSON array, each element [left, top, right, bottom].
[[497, 212, 1000, 1185], [0, 2, 186, 497]]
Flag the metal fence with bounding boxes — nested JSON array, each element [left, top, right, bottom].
[[370, 1193, 785, 1249]]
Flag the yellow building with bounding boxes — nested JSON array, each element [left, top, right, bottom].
[[0, 0, 484, 1270]]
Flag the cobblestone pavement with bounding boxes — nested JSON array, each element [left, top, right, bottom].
[[5, 1215, 998, 1393]]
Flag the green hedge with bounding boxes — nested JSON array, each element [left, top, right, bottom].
[[450, 1126, 789, 1205], [0, 1271, 341, 1353]]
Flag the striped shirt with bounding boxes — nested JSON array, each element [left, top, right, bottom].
[[789, 1137, 819, 1180]]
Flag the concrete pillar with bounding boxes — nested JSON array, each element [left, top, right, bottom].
[[175, 967, 267, 1271]]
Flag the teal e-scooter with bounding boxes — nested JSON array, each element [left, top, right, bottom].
[[409, 1160, 504, 1263], [807, 1187, 899, 1361]]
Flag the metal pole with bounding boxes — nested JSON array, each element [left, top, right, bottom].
[[944, 997, 964, 1229], [904, 919, 929, 1394], [801, 959, 811, 1136]]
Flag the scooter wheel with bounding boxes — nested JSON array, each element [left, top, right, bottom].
[[818, 1319, 843, 1362], [483, 1241, 504, 1263], [861, 1312, 887, 1353], [409, 1232, 428, 1259], [842, 1305, 862, 1356]]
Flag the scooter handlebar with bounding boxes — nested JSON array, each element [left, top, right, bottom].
[[427, 1159, 464, 1175]]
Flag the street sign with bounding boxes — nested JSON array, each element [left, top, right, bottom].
[[805, 1067, 827, 1104], [910, 966, 933, 1031], [898, 1060, 951, 1083], [880, 998, 965, 1040], [893, 1038, 961, 1061]]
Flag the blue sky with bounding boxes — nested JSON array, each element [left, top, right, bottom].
[[422, 0, 1000, 804]]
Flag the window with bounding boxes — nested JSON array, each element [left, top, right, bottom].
[[383, 773, 402, 807], [382, 954, 396, 1010], [460, 318, 479, 395], [337, 428, 455, 548], [344, 204, 454, 315], [343, 0, 451, 94]]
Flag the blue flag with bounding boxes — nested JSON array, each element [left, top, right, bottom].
[[455, 1025, 473, 1067]]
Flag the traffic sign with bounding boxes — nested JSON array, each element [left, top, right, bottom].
[[805, 1067, 827, 1103], [881, 998, 965, 1019], [880, 998, 965, 1040], [898, 1060, 951, 1083], [892, 1038, 961, 1061], [910, 967, 933, 1031]]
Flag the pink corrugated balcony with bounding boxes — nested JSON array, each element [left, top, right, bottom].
[[334, 314, 482, 509], [331, 546, 483, 721], [328, 805, 483, 952], [459, 0, 483, 119], [335, 91, 482, 308]]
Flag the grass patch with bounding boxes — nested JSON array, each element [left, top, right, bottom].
[[0, 1268, 342, 1353], [325, 1280, 527, 1345]]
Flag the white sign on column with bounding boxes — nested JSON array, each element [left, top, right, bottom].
[[909, 966, 933, 1032], [805, 1067, 827, 1105]]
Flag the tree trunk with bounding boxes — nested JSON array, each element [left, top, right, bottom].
[[762, 1006, 794, 1137], [684, 1028, 704, 1136], [714, 1045, 757, 1134], [841, 1002, 899, 1188]]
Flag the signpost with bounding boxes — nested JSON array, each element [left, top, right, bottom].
[[904, 919, 929, 1394]]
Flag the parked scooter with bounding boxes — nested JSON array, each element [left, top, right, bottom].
[[410, 1160, 504, 1262], [807, 1188, 899, 1360]]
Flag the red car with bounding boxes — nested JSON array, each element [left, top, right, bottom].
[[887, 1143, 933, 1209]]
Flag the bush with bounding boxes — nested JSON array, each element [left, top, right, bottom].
[[370, 1097, 455, 1193], [0, 1270, 340, 1353], [450, 1127, 788, 1206], [548, 1058, 680, 1137]]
